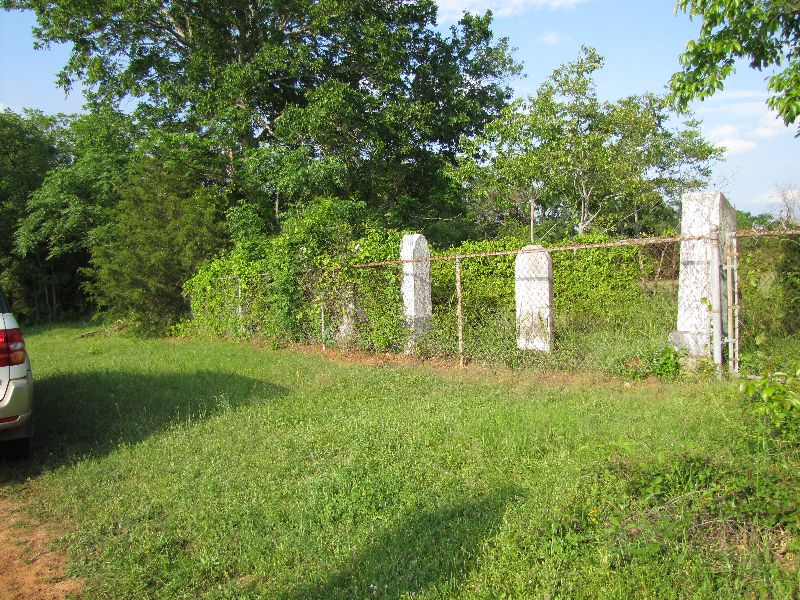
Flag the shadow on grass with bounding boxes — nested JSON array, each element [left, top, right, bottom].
[[285, 488, 518, 599], [0, 369, 287, 481]]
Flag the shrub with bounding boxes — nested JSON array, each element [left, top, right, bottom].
[[340, 226, 410, 352], [184, 224, 677, 375], [185, 197, 367, 341], [739, 236, 800, 349], [550, 234, 644, 318], [89, 158, 226, 334], [740, 368, 800, 444], [184, 198, 413, 350]]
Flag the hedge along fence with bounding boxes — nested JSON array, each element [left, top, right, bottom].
[[182, 218, 412, 350], [737, 233, 800, 371], [183, 222, 684, 375], [412, 235, 678, 373]]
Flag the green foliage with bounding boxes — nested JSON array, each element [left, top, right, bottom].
[[6, 0, 519, 225], [626, 346, 684, 380], [455, 46, 719, 238], [0, 108, 73, 320], [339, 227, 409, 352], [89, 156, 226, 334], [15, 109, 135, 261], [738, 236, 800, 367], [429, 233, 644, 319], [9, 324, 800, 596], [616, 453, 800, 536], [184, 197, 410, 347], [419, 234, 675, 374], [741, 368, 800, 444], [185, 227, 682, 376], [736, 209, 777, 231], [672, 0, 800, 134], [551, 234, 644, 314], [431, 238, 518, 313]]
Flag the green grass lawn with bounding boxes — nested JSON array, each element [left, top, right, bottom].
[[1, 323, 798, 598]]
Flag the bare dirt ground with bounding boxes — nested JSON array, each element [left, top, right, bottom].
[[0, 496, 83, 600], [275, 340, 673, 392]]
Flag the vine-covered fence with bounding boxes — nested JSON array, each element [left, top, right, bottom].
[[186, 193, 800, 376]]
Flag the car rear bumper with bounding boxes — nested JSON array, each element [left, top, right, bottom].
[[0, 372, 33, 441]]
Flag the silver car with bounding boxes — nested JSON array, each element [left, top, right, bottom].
[[0, 290, 33, 457]]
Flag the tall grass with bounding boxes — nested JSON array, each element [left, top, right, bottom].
[[2, 324, 797, 598]]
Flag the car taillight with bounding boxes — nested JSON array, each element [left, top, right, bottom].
[[0, 328, 26, 367]]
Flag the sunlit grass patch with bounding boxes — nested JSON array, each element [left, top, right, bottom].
[[1, 323, 797, 598]]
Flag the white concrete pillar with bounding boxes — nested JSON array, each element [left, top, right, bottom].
[[401, 234, 432, 347], [670, 191, 737, 360], [335, 290, 359, 347], [515, 245, 553, 352]]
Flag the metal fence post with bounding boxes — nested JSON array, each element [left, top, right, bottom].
[[455, 256, 464, 368], [732, 234, 741, 374], [709, 228, 724, 377], [726, 241, 736, 375], [320, 295, 326, 351]]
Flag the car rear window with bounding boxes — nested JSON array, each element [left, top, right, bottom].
[[0, 290, 8, 313]]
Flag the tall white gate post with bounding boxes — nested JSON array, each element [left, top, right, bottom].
[[401, 234, 432, 351], [515, 245, 553, 353], [670, 192, 737, 368]]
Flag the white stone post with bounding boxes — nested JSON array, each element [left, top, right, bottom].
[[335, 290, 359, 347], [670, 191, 737, 363], [401, 234, 432, 349], [515, 245, 553, 352]]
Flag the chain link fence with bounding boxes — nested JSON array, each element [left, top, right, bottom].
[[736, 230, 800, 372], [350, 238, 688, 376], [187, 230, 799, 376]]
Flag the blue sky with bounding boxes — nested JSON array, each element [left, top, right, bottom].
[[1, 1, 798, 215]]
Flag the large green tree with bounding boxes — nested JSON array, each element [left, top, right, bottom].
[[0, 109, 76, 320], [15, 109, 135, 262], [456, 47, 721, 239], [4, 0, 518, 227], [671, 0, 800, 132], [88, 150, 227, 334]]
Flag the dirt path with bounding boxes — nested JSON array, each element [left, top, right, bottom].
[[0, 496, 83, 600]]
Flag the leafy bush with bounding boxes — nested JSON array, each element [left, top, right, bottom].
[[184, 198, 413, 351], [625, 346, 684, 379], [740, 368, 800, 444], [184, 223, 680, 375], [184, 197, 368, 341], [550, 233, 645, 318], [89, 157, 226, 334], [316, 225, 410, 353], [739, 236, 800, 359]]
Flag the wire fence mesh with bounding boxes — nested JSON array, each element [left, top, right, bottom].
[[736, 230, 800, 372], [187, 230, 799, 376], [412, 239, 687, 375], [192, 238, 752, 374]]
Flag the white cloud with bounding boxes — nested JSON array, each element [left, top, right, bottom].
[[720, 138, 758, 154], [697, 100, 769, 120], [695, 90, 796, 153], [437, 0, 586, 22], [695, 90, 787, 129], [537, 31, 568, 45], [753, 114, 787, 138], [709, 124, 740, 139], [707, 124, 757, 155], [711, 90, 769, 101]]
